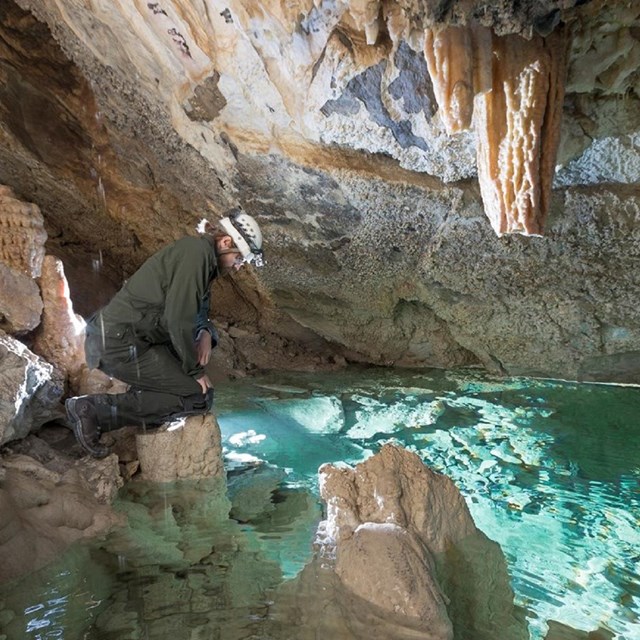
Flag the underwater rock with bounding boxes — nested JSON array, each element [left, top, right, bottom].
[[0, 452, 123, 584], [32, 255, 86, 392], [135, 414, 224, 482], [318, 444, 528, 640], [0, 331, 64, 446], [0, 262, 43, 333], [227, 462, 287, 523]]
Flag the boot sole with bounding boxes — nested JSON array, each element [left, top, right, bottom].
[[65, 398, 110, 459]]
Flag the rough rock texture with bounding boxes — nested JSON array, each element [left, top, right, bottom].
[[31, 255, 86, 391], [135, 414, 224, 482], [0, 261, 42, 333], [0, 330, 63, 445], [0, 184, 46, 277], [0, 451, 123, 583], [318, 445, 528, 640], [0, 0, 638, 381]]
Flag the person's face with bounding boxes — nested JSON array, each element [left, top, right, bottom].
[[215, 235, 245, 275]]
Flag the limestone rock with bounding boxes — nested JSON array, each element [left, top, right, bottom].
[[338, 522, 453, 639], [0, 184, 47, 277], [318, 445, 528, 640], [135, 414, 223, 482], [319, 444, 476, 550], [424, 26, 474, 134], [32, 255, 86, 390], [0, 262, 43, 333], [0, 331, 64, 446], [0, 453, 123, 584]]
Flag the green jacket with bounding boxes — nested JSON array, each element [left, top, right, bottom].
[[97, 236, 218, 378]]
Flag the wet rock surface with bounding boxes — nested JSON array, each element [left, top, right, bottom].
[[315, 445, 528, 639], [0, 443, 123, 583]]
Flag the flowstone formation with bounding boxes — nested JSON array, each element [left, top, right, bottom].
[[1, 0, 640, 380]]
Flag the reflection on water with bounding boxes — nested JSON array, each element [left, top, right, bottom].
[[1, 368, 639, 639]]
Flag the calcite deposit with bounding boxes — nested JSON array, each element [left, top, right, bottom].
[[0, 185, 46, 277], [32, 255, 86, 391], [474, 28, 568, 235]]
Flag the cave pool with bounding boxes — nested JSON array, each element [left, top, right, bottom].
[[0, 367, 638, 639]]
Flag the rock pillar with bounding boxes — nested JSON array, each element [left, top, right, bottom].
[[135, 414, 224, 482]]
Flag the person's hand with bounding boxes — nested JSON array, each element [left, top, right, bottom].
[[196, 374, 212, 394], [195, 330, 212, 366]]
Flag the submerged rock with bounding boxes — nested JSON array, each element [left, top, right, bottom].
[[0, 450, 123, 584]]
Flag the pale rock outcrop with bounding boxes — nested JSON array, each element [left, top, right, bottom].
[[0, 184, 47, 277], [0, 331, 63, 446], [76, 366, 129, 396], [32, 255, 86, 391], [318, 445, 528, 640], [135, 414, 224, 482], [0, 451, 123, 583]]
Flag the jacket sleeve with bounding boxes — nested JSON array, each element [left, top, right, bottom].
[[163, 241, 214, 377], [194, 290, 218, 348]]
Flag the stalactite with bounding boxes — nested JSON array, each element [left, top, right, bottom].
[[474, 27, 568, 235], [347, 0, 383, 45], [423, 26, 475, 134], [423, 24, 569, 236]]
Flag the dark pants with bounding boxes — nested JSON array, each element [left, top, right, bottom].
[[84, 318, 212, 431]]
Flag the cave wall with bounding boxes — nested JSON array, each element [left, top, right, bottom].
[[1, 0, 639, 381]]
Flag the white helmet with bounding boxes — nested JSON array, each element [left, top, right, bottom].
[[219, 210, 264, 267]]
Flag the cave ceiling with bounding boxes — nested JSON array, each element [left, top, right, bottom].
[[1, 0, 640, 380]]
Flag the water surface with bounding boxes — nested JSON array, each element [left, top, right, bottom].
[[1, 367, 638, 639]]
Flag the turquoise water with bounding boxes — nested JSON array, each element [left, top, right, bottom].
[[216, 368, 640, 639], [1, 368, 639, 639]]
